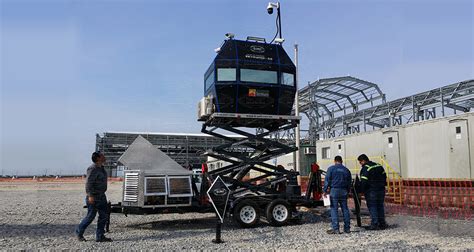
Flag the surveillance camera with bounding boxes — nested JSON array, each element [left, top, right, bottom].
[[267, 3, 273, 14], [267, 2, 278, 14], [225, 33, 235, 39]]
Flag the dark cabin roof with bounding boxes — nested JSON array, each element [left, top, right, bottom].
[[214, 39, 295, 67]]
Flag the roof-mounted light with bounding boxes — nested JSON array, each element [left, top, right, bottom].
[[246, 36, 266, 43]]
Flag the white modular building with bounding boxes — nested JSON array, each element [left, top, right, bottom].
[[315, 109, 473, 179]]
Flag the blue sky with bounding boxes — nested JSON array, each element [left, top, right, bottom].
[[1, 0, 473, 175]]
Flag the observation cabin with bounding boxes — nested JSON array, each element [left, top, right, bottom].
[[203, 36, 296, 116]]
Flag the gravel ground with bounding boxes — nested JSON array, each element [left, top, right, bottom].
[[0, 182, 473, 250]]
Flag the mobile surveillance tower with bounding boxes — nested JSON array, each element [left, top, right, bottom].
[[110, 2, 324, 229]]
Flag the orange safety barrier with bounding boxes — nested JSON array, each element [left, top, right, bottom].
[[301, 177, 472, 220], [385, 178, 473, 220], [314, 157, 473, 220]]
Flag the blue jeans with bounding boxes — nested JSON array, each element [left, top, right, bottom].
[[76, 195, 108, 240], [365, 190, 386, 228], [329, 188, 351, 232]]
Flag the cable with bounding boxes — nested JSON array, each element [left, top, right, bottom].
[[269, 12, 280, 44]]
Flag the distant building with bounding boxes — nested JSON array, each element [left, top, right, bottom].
[[96, 132, 237, 177]]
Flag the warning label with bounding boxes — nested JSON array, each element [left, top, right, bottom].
[[248, 89, 269, 97]]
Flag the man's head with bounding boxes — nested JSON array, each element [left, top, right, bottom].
[[92, 151, 106, 165], [334, 155, 343, 164], [357, 154, 369, 166]]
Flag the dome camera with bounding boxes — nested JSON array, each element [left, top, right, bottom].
[[267, 3, 273, 14]]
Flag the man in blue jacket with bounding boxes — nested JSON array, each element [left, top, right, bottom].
[[75, 151, 112, 242], [323, 155, 352, 234]]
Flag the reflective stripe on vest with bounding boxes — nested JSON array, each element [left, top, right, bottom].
[[361, 176, 368, 180], [367, 164, 382, 172]]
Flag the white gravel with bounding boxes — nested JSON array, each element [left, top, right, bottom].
[[0, 182, 473, 250]]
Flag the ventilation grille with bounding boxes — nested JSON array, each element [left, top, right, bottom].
[[123, 172, 139, 202]]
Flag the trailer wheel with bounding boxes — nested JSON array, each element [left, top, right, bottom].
[[233, 199, 260, 228], [266, 199, 291, 226]]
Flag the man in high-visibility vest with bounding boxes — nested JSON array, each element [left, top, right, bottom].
[[357, 154, 388, 230]]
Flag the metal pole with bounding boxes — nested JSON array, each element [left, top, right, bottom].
[[277, 3, 282, 39], [440, 87, 445, 117], [294, 44, 301, 174]]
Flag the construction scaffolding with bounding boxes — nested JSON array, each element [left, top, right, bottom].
[[96, 132, 239, 176], [299, 76, 474, 144]]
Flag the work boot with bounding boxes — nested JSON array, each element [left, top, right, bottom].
[[344, 229, 350, 234], [364, 225, 379, 231], [378, 223, 388, 230], [76, 235, 86, 242], [326, 229, 339, 234], [96, 236, 112, 242]]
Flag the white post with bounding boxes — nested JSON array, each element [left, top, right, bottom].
[[294, 43, 301, 174]]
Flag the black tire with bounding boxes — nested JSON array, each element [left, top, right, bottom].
[[265, 199, 291, 226], [233, 199, 260, 228]]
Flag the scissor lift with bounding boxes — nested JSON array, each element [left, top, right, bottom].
[[200, 113, 323, 227]]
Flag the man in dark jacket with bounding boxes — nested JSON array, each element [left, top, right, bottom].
[[358, 154, 387, 230], [323, 156, 352, 234], [75, 151, 112, 242]]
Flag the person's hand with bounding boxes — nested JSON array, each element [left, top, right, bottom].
[[87, 196, 95, 204], [323, 192, 328, 197]]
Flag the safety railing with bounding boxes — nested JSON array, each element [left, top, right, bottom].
[[377, 157, 403, 204]]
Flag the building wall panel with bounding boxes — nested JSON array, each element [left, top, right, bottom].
[[315, 112, 473, 179]]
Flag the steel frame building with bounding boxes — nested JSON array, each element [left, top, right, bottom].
[[96, 132, 237, 176], [298, 76, 474, 144]]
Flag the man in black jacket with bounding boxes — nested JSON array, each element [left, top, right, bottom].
[[75, 151, 112, 242], [358, 154, 388, 230]]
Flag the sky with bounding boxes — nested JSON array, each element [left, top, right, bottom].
[[1, 0, 473, 175]]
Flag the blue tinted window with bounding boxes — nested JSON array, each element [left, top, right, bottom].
[[217, 68, 236, 81], [205, 71, 215, 90], [241, 69, 277, 84], [281, 72, 295, 86]]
